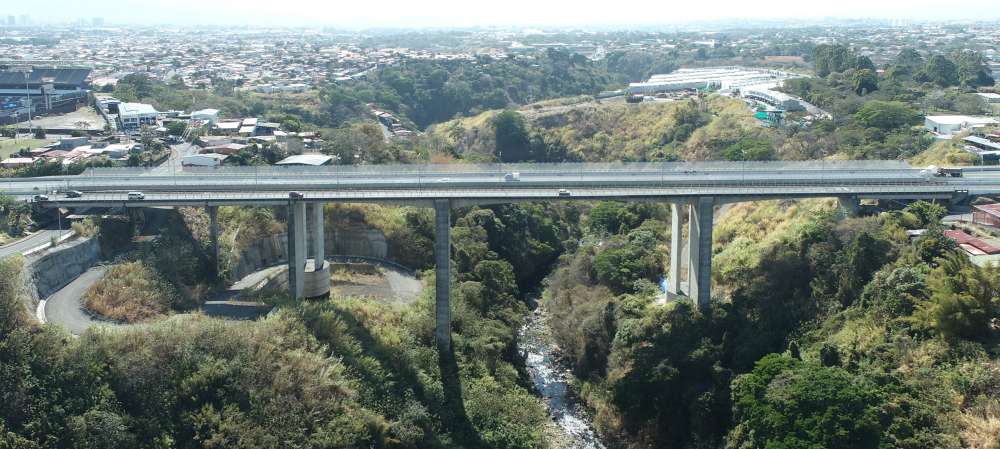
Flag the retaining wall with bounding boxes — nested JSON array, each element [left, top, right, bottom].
[[28, 237, 102, 299], [228, 223, 391, 281]]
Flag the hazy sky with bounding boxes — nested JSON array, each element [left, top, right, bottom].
[[12, 0, 1000, 28]]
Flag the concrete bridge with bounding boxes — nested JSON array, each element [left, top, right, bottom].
[[6, 160, 999, 352]]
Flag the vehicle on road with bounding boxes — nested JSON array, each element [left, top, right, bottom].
[[288, 191, 304, 199], [504, 172, 521, 181], [64, 190, 83, 198], [32, 194, 49, 202], [127, 192, 145, 201], [437, 178, 451, 182], [558, 189, 571, 197]]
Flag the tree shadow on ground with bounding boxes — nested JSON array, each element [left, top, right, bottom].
[[319, 304, 486, 448]]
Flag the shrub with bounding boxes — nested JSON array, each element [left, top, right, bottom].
[[82, 261, 179, 322]]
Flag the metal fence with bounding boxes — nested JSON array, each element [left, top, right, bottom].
[[82, 160, 917, 178]]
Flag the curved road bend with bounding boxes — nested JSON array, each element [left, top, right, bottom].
[[43, 266, 116, 335], [0, 229, 65, 259]]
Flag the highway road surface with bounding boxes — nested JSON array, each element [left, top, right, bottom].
[[0, 229, 65, 259], [1, 160, 990, 206]]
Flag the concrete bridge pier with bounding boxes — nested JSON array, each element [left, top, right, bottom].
[[304, 203, 331, 298], [668, 203, 683, 296], [207, 206, 219, 277], [434, 199, 452, 353], [687, 197, 714, 311], [287, 201, 331, 299], [287, 201, 307, 299]]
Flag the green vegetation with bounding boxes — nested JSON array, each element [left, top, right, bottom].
[[0, 138, 54, 159], [429, 95, 770, 162], [0, 195, 32, 244], [322, 49, 616, 129], [0, 197, 585, 448], [82, 261, 180, 322], [543, 198, 999, 448]]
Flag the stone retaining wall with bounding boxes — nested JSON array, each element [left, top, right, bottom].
[[29, 238, 102, 299]]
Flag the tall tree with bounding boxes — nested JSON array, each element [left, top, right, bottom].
[[852, 69, 879, 95], [951, 50, 996, 88], [916, 55, 960, 87]]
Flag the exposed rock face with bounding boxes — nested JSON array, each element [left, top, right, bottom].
[[29, 238, 102, 299]]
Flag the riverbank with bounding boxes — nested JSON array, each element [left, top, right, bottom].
[[520, 306, 607, 449]]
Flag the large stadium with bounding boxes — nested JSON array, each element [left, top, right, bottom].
[[0, 62, 92, 126]]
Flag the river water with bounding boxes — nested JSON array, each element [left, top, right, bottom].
[[519, 307, 607, 449]]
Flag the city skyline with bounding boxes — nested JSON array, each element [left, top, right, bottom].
[[6, 0, 1000, 28]]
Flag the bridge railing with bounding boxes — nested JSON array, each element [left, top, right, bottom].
[[79, 160, 917, 178]]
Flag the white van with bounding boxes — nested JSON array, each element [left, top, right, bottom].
[[127, 192, 145, 201]]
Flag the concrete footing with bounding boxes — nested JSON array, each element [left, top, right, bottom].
[[302, 259, 331, 298]]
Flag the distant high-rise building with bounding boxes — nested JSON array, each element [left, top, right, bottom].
[[92, 17, 104, 26], [6, 16, 14, 26], [18, 15, 29, 26]]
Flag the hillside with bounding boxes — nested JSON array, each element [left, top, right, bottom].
[[429, 95, 764, 162]]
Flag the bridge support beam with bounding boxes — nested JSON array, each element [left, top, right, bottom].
[[434, 199, 452, 353], [668, 203, 682, 296], [287, 201, 306, 299], [207, 206, 219, 277], [687, 197, 714, 311], [839, 195, 859, 217]]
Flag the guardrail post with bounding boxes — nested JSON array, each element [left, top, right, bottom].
[[434, 199, 452, 353], [687, 197, 714, 311]]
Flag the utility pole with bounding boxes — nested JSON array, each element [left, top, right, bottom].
[[19, 67, 33, 138]]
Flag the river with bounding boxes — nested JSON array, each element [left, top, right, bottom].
[[519, 307, 607, 449]]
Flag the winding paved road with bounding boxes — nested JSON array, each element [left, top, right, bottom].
[[43, 266, 113, 335]]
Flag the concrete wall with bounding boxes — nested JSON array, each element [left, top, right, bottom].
[[227, 223, 389, 281], [229, 233, 289, 281], [28, 237, 102, 299], [330, 223, 388, 260]]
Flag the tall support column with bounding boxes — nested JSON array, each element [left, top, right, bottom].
[[310, 203, 325, 267], [207, 206, 219, 276], [434, 199, 452, 353], [838, 195, 860, 217], [668, 202, 682, 295], [687, 197, 714, 311], [287, 201, 306, 299]]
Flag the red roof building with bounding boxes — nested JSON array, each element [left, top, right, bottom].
[[944, 229, 1000, 255], [973, 203, 1000, 228]]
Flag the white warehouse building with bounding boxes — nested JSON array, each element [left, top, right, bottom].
[[118, 102, 159, 130], [627, 67, 802, 95], [740, 85, 805, 112], [925, 115, 998, 137]]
